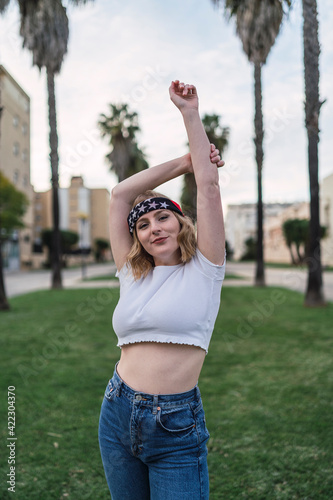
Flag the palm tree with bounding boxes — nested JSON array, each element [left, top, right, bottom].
[[98, 103, 149, 182], [19, 0, 69, 289], [302, 0, 325, 306], [181, 113, 229, 221], [212, 0, 291, 285], [1, 0, 93, 290]]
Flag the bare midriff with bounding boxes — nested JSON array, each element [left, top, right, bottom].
[[117, 342, 206, 394]]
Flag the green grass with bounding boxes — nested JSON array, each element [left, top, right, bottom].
[[1, 287, 332, 499], [83, 274, 118, 281], [224, 273, 248, 280]]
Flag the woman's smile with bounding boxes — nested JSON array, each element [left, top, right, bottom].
[[152, 236, 168, 244]]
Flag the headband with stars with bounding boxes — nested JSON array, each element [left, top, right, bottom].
[[127, 197, 184, 235]]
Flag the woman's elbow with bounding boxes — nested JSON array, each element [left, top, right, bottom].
[[197, 178, 221, 199]]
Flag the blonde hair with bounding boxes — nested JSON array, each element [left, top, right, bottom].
[[127, 190, 197, 279]]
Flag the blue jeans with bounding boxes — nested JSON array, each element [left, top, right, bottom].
[[98, 364, 210, 499]]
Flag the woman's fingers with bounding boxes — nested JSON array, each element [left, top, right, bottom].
[[210, 144, 225, 167], [173, 81, 196, 96]]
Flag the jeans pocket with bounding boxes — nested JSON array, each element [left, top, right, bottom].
[[104, 379, 117, 402], [157, 404, 196, 435]]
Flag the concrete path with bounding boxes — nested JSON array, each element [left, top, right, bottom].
[[4, 260, 333, 302], [225, 261, 333, 302], [4, 262, 118, 298]]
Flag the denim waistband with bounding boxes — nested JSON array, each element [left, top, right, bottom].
[[111, 362, 201, 410]]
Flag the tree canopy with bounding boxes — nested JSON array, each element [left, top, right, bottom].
[[282, 218, 327, 265], [98, 103, 149, 182], [0, 172, 29, 242]]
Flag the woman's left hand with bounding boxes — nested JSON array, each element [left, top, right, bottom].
[[210, 144, 225, 168], [183, 144, 224, 174]]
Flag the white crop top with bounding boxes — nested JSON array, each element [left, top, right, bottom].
[[112, 249, 226, 354]]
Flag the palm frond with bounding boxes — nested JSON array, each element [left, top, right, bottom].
[[0, 0, 11, 14], [19, 0, 69, 73], [234, 0, 284, 64]]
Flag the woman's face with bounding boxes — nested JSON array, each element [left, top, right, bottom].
[[135, 209, 181, 266]]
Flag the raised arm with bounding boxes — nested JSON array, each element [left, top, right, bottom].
[[169, 81, 225, 265]]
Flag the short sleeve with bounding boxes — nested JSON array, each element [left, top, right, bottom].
[[115, 262, 135, 293], [192, 248, 226, 280]]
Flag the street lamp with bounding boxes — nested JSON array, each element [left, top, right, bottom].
[[77, 212, 88, 280]]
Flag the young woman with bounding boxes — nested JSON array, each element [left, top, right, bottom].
[[99, 81, 226, 499]]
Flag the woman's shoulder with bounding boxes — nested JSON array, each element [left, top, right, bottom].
[[187, 247, 226, 280]]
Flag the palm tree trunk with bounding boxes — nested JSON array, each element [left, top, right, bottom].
[[47, 68, 62, 289], [254, 62, 265, 286], [288, 244, 297, 266], [302, 0, 325, 306]]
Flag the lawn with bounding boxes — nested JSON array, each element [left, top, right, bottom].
[[1, 286, 332, 499]]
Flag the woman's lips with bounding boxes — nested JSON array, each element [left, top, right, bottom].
[[152, 237, 168, 244]]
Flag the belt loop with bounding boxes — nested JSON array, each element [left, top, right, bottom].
[[153, 394, 159, 414], [117, 380, 123, 397]]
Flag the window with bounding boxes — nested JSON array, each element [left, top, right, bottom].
[[22, 149, 28, 162], [22, 123, 28, 135], [23, 175, 29, 186], [13, 115, 19, 127], [13, 170, 19, 184], [13, 142, 20, 156]]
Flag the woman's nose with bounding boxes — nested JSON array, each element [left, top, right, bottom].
[[151, 221, 160, 233]]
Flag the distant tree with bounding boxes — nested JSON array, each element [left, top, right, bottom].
[[282, 219, 299, 265], [0, 172, 29, 311], [225, 240, 234, 260], [302, 0, 326, 306], [240, 237, 257, 261], [41, 228, 79, 267], [98, 103, 149, 182], [181, 113, 229, 221], [94, 238, 109, 262], [212, 0, 292, 286], [282, 218, 327, 265]]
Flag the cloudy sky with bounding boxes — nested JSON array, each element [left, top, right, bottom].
[[0, 0, 332, 210]]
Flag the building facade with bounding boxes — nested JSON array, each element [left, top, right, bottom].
[[321, 173, 333, 266], [225, 203, 293, 261], [33, 176, 110, 267], [0, 65, 33, 270], [226, 172, 333, 266]]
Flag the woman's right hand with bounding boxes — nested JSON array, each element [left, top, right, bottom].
[[169, 80, 199, 113]]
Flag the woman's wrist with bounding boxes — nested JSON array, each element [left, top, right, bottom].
[[180, 107, 200, 119]]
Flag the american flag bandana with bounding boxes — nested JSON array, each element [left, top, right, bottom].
[[127, 197, 184, 235]]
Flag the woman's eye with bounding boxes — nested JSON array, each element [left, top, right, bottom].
[[138, 223, 148, 229], [160, 215, 168, 221]]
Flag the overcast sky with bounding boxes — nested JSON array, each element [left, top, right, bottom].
[[0, 0, 332, 210]]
